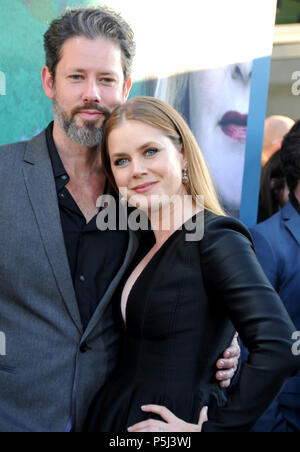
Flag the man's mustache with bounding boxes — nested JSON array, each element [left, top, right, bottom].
[[71, 104, 112, 119]]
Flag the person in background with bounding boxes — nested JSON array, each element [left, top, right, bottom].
[[261, 115, 294, 167], [257, 150, 289, 223], [250, 120, 300, 432]]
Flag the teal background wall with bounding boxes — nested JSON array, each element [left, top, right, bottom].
[[0, 0, 148, 145], [0, 1, 88, 144], [0, 0, 275, 225]]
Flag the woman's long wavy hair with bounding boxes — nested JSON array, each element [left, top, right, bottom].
[[101, 96, 225, 217]]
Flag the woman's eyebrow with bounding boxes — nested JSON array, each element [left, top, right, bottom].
[[111, 142, 160, 158]]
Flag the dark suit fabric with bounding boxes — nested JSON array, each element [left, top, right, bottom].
[[250, 201, 300, 432], [0, 132, 138, 432]]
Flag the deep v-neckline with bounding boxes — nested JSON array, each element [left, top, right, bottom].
[[120, 231, 177, 330], [121, 226, 183, 328], [120, 210, 203, 329]]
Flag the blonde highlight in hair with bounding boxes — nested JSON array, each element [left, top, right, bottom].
[[101, 96, 225, 217]]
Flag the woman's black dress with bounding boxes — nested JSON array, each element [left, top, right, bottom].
[[84, 211, 300, 432]]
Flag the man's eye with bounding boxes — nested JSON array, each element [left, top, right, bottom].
[[70, 75, 83, 80], [101, 78, 115, 84]]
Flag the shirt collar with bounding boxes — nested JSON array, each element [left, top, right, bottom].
[[46, 122, 70, 192], [46, 121, 113, 196]]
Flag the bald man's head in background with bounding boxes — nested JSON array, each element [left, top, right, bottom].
[[262, 115, 295, 166]]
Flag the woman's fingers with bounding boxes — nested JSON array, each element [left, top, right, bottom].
[[128, 405, 179, 432], [141, 404, 178, 423], [198, 406, 208, 427], [128, 419, 167, 433]]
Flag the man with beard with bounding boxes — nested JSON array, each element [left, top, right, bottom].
[[0, 7, 239, 432]]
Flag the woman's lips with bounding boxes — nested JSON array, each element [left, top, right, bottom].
[[132, 182, 158, 194], [219, 111, 248, 142]]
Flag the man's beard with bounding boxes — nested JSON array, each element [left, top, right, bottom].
[[53, 97, 112, 147]]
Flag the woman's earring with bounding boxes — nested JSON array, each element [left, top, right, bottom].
[[182, 165, 189, 185]]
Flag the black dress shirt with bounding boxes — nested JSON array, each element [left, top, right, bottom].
[[45, 122, 129, 331]]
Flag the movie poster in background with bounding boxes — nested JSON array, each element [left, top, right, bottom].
[[0, 0, 277, 223]]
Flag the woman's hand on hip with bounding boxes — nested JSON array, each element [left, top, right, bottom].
[[127, 405, 208, 433]]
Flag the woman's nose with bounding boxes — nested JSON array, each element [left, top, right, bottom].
[[231, 62, 252, 84], [131, 158, 148, 178]]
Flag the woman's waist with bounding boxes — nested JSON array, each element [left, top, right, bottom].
[[100, 374, 227, 424], [117, 354, 218, 390]]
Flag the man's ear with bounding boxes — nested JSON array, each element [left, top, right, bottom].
[[123, 76, 132, 101], [41, 66, 55, 100]]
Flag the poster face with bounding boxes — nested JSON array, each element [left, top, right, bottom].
[[151, 63, 253, 216], [0, 0, 277, 222]]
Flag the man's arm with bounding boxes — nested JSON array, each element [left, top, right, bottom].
[[215, 333, 240, 388], [250, 228, 279, 289], [244, 226, 293, 431]]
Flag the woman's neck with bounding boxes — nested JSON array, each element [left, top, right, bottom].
[[149, 197, 202, 249]]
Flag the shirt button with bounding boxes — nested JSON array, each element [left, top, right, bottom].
[[79, 275, 85, 282], [61, 175, 68, 181], [59, 192, 65, 199]]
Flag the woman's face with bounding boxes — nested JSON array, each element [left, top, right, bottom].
[[108, 120, 186, 213], [189, 62, 252, 214]]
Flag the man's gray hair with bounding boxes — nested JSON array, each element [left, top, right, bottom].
[[44, 7, 136, 82]]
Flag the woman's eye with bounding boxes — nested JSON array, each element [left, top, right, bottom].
[[145, 148, 158, 157], [115, 158, 129, 167]]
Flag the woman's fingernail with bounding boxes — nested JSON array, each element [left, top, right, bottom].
[[220, 360, 225, 368]]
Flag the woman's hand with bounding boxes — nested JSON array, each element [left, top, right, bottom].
[[127, 405, 208, 433]]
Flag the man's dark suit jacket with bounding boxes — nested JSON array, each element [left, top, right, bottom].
[[0, 131, 140, 432], [250, 201, 300, 431]]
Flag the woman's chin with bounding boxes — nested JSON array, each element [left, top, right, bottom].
[[127, 194, 151, 212], [127, 197, 171, 214]]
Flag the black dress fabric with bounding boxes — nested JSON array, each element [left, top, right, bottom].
[[84, 211, 300, 432]]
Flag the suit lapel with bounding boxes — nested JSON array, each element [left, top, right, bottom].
[[23, 132, 82, 333], [282, 201, 300, 247], [82, 228, 140, 340]]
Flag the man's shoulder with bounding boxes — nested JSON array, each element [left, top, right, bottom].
[[250, 208, 291, 253], [0, 130, 48, 163], [0, 141, 29, 174], [0, 139, 27, 154], [251, 209, 282, 234]]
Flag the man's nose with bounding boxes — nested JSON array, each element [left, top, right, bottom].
[[82, 79, 101, 104]]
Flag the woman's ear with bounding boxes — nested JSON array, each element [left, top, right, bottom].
[[41, 66, 55, 100], [180, 147, 186, 165]]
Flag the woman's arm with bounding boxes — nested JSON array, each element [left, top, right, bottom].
[[127, 214, 300, 433], [200, 214, 300, 432]]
